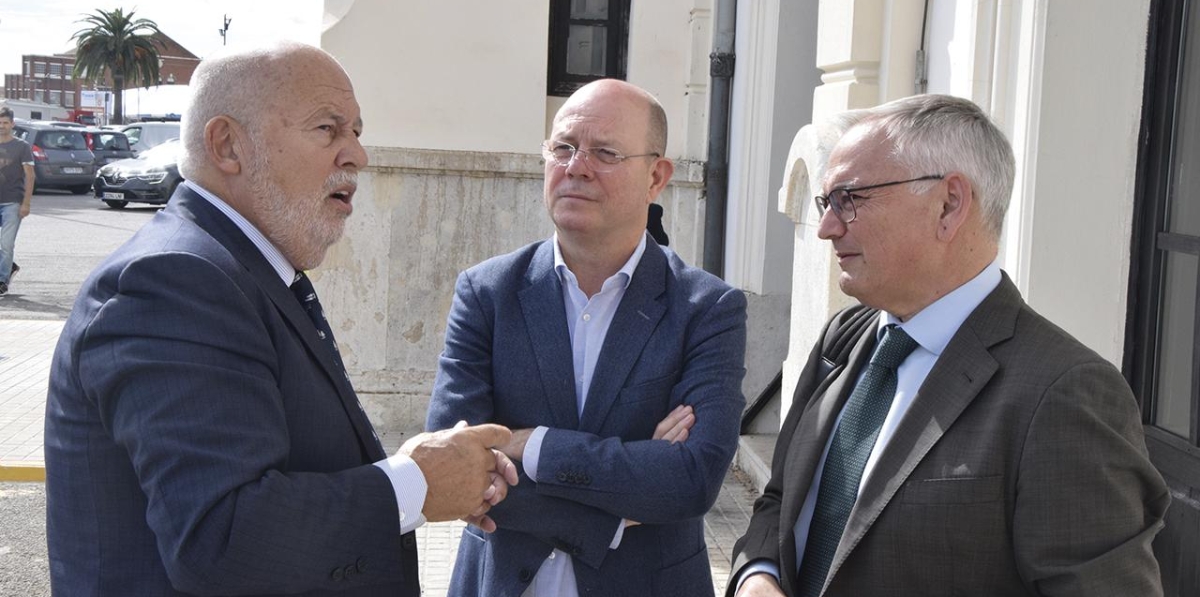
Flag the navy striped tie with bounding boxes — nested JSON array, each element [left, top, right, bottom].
[[797, 324, 918, 596]]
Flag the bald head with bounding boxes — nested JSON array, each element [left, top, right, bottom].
[[179, 42, 350, 180], [557, 79, 668, 156]]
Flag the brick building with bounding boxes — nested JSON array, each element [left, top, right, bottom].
[[2, 31, 199, 123]]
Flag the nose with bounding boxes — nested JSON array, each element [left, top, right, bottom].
[[338, 134, 369, 171], [563, 149, 594, 177], [816, 207, 846, 240]]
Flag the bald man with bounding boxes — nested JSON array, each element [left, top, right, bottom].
[[45, 42, 516, 597], [425, 79, 748, 596]]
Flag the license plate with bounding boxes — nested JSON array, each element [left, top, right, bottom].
[[103, 192, 124, 200], [63, 167, 83, 174]]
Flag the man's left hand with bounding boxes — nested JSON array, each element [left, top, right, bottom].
[[18, 203, 29, 218], [499, 428, 534, 461]]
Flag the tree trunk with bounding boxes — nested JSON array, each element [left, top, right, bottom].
[[112, 73, 125, 125]]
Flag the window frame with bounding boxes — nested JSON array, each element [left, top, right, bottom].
[[546, 0, 631, 97]]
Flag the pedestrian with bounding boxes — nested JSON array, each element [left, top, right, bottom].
[[45, 42, 517, 597], [426, 78, 747, 596], [729, 94, 1169, 596], [0, 106, 34, 296]]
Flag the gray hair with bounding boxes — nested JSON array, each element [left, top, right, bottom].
[[861, 94, 1015, 240], [178, 42, 314, 179]]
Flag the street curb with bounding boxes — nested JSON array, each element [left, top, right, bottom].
[[0, 462, 46, 482]]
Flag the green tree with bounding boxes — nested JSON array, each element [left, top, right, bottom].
[[71, 8, 163, 125]]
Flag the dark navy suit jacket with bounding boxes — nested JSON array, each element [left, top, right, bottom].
[[426, 237, 747, 597], [45, 187, 420, 596]]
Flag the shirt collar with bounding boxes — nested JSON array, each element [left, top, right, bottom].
[[553, 231, 648, 291], [881, 261, 1002, 356], [184, 180, 298, 287]]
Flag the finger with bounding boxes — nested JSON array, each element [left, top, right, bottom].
[[463, 514, 497, 533], [454, 420, 469, 430], [661, 411, 695, 443], [653, 405, 689, 440], [486, 472, 509, 505], [463, 423, 513, 448], [493, 449, 519, 485]]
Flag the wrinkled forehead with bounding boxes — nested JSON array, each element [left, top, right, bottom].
[[823, 123, 897, 189]]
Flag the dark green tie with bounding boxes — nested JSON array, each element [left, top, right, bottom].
[[797, 324, 918, 597]]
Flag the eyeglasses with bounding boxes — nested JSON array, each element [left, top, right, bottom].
[[814, 174, 944, 224], [542, 141, 660, 173]]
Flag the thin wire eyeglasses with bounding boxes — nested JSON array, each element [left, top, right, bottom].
[[814, 174, 944, 224], [542, 141, 660, 173]]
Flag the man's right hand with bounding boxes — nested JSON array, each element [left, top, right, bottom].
[[736, 573, 786, 597], [399, 423, 517, 522]]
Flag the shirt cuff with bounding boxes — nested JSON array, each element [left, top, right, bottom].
[[373, 453, 428, 535], [522, 425, 550, 482], [735, 560, 781, 594]]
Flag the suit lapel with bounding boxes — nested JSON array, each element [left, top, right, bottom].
[[824, 276, 1022, 591], [577, 244, 668, 434], [778, 317, 879, 593], [169, 188, 385, 460], [518, 241, 580, 430]]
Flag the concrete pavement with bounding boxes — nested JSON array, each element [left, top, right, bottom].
[[0, 316, 758, 595]]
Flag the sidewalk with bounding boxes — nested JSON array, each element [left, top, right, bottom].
[[0, 317, 757, 594]]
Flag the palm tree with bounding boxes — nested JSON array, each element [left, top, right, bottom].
[[71, 8, 164, 125]]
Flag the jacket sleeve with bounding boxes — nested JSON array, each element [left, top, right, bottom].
[[1013, 360, 1170, 596], [426, 270, 624, 567], [532, 286, 747, 524], [74, 252, 409, 595]]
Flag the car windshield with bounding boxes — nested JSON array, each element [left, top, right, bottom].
[[138, 139, 180, 162], [94, 133, 130, 151]]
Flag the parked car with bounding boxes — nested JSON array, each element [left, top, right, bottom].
[[93, 139, 183, 209], [12, 121, 95, 194], [68, 127, 135, 169], [119, 121, 181, 155]]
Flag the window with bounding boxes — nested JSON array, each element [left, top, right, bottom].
[[1129, 0, 1200, 592], [33, 89, 43, 103], [49, 63, 62, 78], [24, 61, 30, 76], [33, 62, 46, 77], [547, 0, 630, 96], [65, 93, 74, 108], [49, 90, 61, 105]]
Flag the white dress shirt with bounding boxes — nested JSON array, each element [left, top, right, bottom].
[[738, 261, 1001, 591], [518, 232, 648, 597], [187, 180, 428, 535]]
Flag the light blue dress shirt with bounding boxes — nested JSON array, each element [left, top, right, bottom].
[[186, 180, 428, 535], [519, 232, 648, 597], [737, 261, 1001, 592]]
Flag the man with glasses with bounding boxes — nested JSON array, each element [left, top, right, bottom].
[[426, 79, 747, 596], [728, 94, 1168, 596]]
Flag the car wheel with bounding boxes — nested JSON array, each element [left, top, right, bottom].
[[71, 185, 92, 195], [104, 200, 128, 209]]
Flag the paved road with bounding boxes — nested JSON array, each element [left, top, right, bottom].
[[0, 190, 158, 320], [0, 482, 49, 597]]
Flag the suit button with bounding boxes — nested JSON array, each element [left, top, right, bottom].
[[343, 565, 356, 580], [402, 534, 417, 549], [519, 568, 534, 583], [356, 557, 368, 573], [557, 472, 568, 482], [583, 475, 592, 485], [330, 567, 344, 581]]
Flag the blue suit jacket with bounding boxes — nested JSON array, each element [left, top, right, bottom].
[[426, 237, 748, 597], [45, 187, 420, 596]]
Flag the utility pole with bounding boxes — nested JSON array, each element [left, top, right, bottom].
[[219, 15, 232, 46]]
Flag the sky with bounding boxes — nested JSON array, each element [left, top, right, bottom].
[[0, 1, 323, 76]]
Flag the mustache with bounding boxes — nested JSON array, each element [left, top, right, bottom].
[[324, 170, 358, 193]]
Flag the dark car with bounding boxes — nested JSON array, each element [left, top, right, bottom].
[[12, 121, 96, 194], [93, 139, 183, 209], [75, 128, 135, 169]]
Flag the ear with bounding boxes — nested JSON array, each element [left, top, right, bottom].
[[646, 157, 675, 203], [205, 116, 244, 175], [936, 172, 973, 242]]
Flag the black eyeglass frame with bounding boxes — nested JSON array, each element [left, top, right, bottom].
[[814, 174, 945, 224], [541, 140, 660, 172]]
